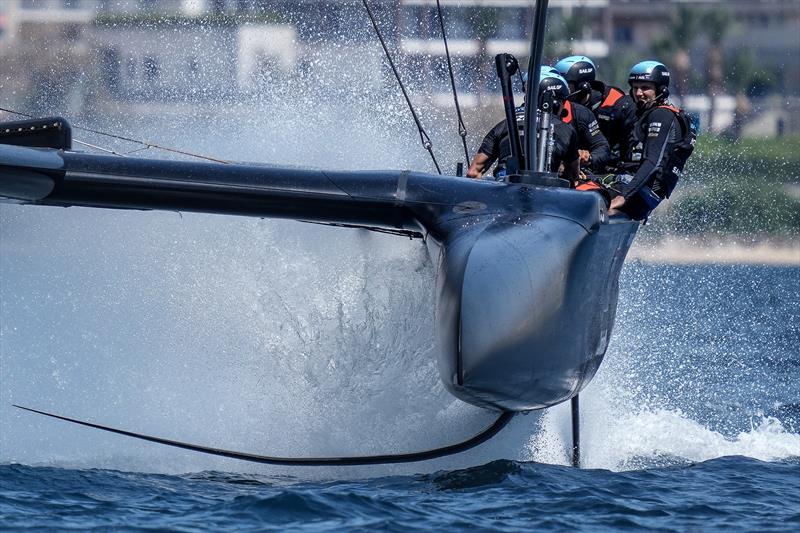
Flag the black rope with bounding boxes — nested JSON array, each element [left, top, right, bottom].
[[436, 0, 470, 166], [0, 106, 230, 164], [362, 0, 441, 175], [14, 404, 515, 466]]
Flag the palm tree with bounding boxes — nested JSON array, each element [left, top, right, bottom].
[[650, 6, 702, 100], [703, 9, 732, 132]]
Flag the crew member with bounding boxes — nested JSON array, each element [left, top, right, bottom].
[[554, 55, 636, 169], [467, 70, 579, 183], [609, 60, 696, 220], [541, 67, 610, 174]]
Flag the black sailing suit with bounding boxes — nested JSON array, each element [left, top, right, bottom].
[[616, 102, 696, 220], [586, 82, 637, 169], [477, 106, 578, 176], [563, 100, 611, 173]]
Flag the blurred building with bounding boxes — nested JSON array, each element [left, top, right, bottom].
[[0, 0, 95, 45], [0, 0, 95, 114], [0, 0, 797, 134]]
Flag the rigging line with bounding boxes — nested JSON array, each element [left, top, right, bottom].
[[361, 0, 442, 175], [121, 146, 152, 156], [14, 404, 515, 466], [435, 0, 470, 166], [73, 139, 127, 156], [0, 106, 230, 165], [318, 169, 357, 202], [299, 220, 424, 240]]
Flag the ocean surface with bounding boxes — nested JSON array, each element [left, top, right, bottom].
[[2, 457, 799, 531], [1, 241, 798, 530]]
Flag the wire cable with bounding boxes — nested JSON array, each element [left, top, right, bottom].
[[436, 0, 470, 166], [0, 106, 230, 164], [362, 0, 441, 174]]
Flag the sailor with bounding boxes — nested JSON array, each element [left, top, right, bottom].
[[467, 70, 579, 183], [554, 55, 636, 170], [607, 60, 696, 220], [542, 66, 611, 174]]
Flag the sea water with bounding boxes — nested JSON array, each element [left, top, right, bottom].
[[1, 217, 798, 530]]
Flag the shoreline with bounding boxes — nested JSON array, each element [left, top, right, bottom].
[[627, 236, 799, 266]]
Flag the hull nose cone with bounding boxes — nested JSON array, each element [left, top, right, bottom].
[[437, 213, 636, 411]]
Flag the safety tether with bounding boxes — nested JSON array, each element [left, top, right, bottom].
[[435, 0, 470, 166], [362, 0, 441, 175]]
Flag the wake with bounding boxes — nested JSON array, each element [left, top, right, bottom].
[[530, 402, 800, 471]]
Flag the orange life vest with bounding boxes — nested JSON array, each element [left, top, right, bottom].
[[562, 100, 574, 124], [600, 87, 625, 108]]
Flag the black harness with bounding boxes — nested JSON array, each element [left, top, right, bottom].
[[626, 104, 696, 199]]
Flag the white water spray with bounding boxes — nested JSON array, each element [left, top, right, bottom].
[[527, 263, 800, 471]]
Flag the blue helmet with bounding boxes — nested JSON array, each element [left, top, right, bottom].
[[628, 60, 670, 100], [540, 66, 560, 77], [522, 66, 563, 89], [538, 69, 569, 112], [554, 55, 596, 86]]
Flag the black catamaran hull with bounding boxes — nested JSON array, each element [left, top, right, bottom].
[[0, 141, 638, 413], [2, 0, 634, 466]]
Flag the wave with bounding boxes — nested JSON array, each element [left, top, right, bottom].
[[4, 456, 799, 531], [529, 403, 800, 471]]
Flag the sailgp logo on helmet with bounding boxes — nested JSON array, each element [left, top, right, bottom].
[[537, 70, 569, 111], [554, 55, 596, 84], [629, 61, 669, 82], [628, 60, 671, 102], [538, 70, 569, 95]]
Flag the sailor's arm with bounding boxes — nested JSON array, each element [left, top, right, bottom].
[[467, 123, 503, 178], [609, 194, 626, 210], [562, 157, 580, 185], [577, 107, 611, 172], [623, 108, 678, 199], [584, 127, 611, 172], [613, 96, 638, 164], [561, 127, 581, 185], [467, 152, 492, 178]]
